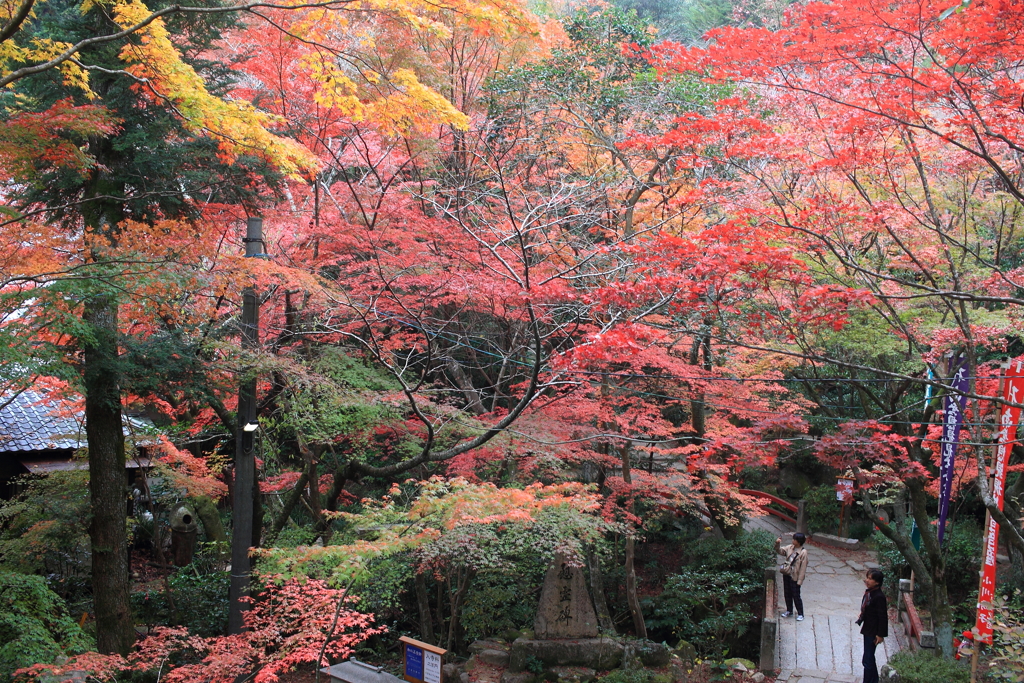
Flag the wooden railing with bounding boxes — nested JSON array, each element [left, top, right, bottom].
[[740, 489, 799, 525], [760, 565, 778, 671], [898, 587, 930, 650]]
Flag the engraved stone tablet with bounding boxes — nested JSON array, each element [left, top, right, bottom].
[[534, 553, 599, 638]]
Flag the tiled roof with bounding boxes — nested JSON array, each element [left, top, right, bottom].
[[0, 390, 84, 453], [0, 390, 158, 454]]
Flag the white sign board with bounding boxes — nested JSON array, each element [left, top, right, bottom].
[[423, 651, 442, 683]]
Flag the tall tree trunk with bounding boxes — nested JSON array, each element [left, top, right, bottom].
[[84, 294, 134, 655], [588, 548, 615, 633], [688, 331, 711, 438], [446, 359, 486, 415], [322, 469, 348, 545], [620, 444, 647, 638], [305, 458, 325, 539], [908, 480, 954, 658], [868, 475, 955, 658], [1005, 477, 1024, 589], [265, 470, 310, 545], [298, 436, 330, 542], [415, 572, 437, 645], [436, 579, 446, 643], [931, 579, 954, 659], [688, 330, 739, 539], [81, 164, 133, 655], [446, 566, 476, 652]]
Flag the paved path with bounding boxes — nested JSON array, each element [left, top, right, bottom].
[[746, 515, 906, 683]]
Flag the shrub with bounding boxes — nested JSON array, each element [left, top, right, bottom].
[[354, 551, 416, 621], [0, 471, 91, 601], [642, 530, 772, 658], [0, 572, 94, 680], [270, 523, 321, 549], [524, 655, 545, 675], [596, 669, 655, 683], [687, 529, 775, 584], [644, 567, 760, 657], [847, 519, 875, 541], [20, 577, 385, 683], [461, 570, 543, 641], [132, 563, 230, 636], [803, 485, 841, 536], [887, 649, 970, 683]]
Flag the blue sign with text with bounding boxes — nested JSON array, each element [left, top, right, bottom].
[[405, 644, 424, 681]]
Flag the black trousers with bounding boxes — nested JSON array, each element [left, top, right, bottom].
[[862, 633, 879, 683], [782, 574, 803, 616]]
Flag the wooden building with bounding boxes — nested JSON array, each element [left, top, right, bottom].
[[0, 390, 154, 499]]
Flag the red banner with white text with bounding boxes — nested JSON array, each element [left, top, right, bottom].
[[975, 360, 1024, 644]]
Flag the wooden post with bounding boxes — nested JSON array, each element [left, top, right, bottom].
[[228, 217, 264, 634]]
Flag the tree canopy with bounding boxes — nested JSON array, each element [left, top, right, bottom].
[[3, 0, 1024, 676]]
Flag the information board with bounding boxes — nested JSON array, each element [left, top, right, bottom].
[[400, 636, 446, 683], [404, 643, 423, 681], [836, 477, 855, 502], [423, 650, 441, 683]]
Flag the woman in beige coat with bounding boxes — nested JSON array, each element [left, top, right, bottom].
[[775, 533, 808, 621]]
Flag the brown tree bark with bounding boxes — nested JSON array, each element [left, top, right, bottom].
[[321, 469, 348, 546], [445, 358, 486, 415], [84, 294, 134, 655], [445, 566, 476, 651], [415, 572, 437, 645], [79, 162, 134, 654], [688, 329, 739, 540], [619, 444, 647, 639], [588, 548, 615, 633], [264, 470, 309, 545]]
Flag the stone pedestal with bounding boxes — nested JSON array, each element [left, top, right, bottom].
[[509, 638, 624, 671], [508, 638, 669, 672]]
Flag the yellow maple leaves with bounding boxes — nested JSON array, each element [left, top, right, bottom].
[[309, 57, 470, 133], [0, 0, 90, 93], [113, 0, 319, 178], [3, 0, 536, 177]]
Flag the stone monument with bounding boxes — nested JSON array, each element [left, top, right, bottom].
[[534, 553, 599, 638], [501, 552, 669, 681]]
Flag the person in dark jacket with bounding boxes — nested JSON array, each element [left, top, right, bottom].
[[856, 568, 888, 683]]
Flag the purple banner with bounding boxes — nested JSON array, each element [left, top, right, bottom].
[[938, 356, 970, 545]]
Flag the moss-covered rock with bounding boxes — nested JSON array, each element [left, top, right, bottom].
[[722, 658, 756, 672], [670, 641, 697, 663]]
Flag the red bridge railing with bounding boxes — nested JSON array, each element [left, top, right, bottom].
[[739, 489, 798, 525]]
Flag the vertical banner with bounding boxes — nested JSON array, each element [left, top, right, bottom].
[[975, 360, 1024, 644], [938, 355, 971, 546]]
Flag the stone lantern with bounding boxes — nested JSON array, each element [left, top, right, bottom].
[[169, 505, 199, 567]]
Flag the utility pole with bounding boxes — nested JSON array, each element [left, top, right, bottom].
[[229, 217, 264, 634]]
